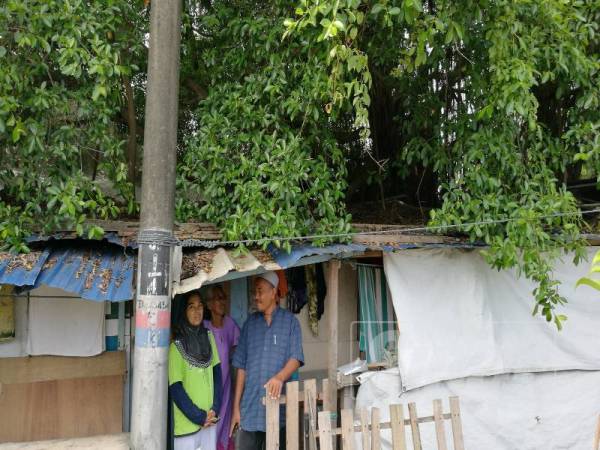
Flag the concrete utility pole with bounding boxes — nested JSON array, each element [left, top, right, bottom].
[[130, 1, 182, 449]]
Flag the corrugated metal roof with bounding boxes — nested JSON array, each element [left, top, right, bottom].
[[0, 246, 134, 302], [173, 236, 487, 294], [0, 250, 50, 286], [25, 220, 223, 249], [268, 243, 367, 268]]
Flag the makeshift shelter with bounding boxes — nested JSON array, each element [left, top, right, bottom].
[[356, 247, 600, 450], [2, 219, 597, 448]]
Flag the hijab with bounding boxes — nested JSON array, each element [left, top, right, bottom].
[[174, 295, 212, 368]]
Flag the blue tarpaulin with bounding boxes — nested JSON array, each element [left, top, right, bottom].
[[0, 246, 134, 302]]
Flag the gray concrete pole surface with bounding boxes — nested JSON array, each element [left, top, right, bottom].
[[130, 1, 182, 449]]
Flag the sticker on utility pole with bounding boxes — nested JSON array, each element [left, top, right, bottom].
[[139, 243, 170, 296], [135, 295, 171, 348]]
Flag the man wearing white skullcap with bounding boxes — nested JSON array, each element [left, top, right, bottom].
[[231, 271, 304, 450]]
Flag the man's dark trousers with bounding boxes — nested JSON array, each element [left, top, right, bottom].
[[236, 428, 286, 450]]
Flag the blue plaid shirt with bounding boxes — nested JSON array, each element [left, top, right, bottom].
[[232, 306, 304, 432]]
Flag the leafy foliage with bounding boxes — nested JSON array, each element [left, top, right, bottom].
[[0, 0, 143, 251], [175, 1, 352, 248], [2, 0, 599, 325], [285, 0, 599, 326]]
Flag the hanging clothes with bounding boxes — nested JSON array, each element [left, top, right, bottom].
[[286, 266, 307, 314], [315, 263, 326, 320], [305, 264, 319, 335], [358, 265, 397, 364], [305, 264, 326, 335], [276, 270, 288, 299]]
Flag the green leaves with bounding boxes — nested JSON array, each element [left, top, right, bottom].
[[0, 0, 143, 251], [288, 0, 598, 327], [576, 251, 600, 292]]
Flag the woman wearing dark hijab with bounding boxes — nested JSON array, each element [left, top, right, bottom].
[[169, 292, 222, 450]]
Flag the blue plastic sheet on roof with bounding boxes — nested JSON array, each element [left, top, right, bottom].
[[268, 243, 367, 269], [0, 246, 134, 302]]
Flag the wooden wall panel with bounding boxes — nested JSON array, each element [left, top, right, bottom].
[[0, 353, 125, 443], [0, 375, 123, 443]]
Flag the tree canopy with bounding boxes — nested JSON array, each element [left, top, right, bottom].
[[2, 0, 599, 325]]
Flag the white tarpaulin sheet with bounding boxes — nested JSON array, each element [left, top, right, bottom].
[[383, 247, 600, 391], [356, 368, 600, 450], [26, 286, 105, 357]]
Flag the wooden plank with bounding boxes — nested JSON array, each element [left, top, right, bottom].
[[340, 409, 355, 450], [322, 378, 338, 450], [360, 409, 370, 450], [286, 381, 299, 450], [266, 395, 280, 450], [449, 397, 465, 450], [389, 404, 407, 450], [593, 414, 600, 450], [322, 378, 333, 412], [408, 403, 422, 450], [0, 352, 126, 384], [304, 379, 318, 450], [0, 374, 123, 442], [318, 411, 334, 450], [371, 407, 381, 450], [432, 399, 448, 450]]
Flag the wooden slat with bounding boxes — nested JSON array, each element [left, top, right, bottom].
[[266, 395, 280, 450], [286, 381, 299, 450], [389, 404, 407, 450], [371, 407, 381, 450], [408, 403, 422, 450], [432, 399, 448, 450], [0, 352, 126, 384], [340, 409, 355, 450], [319, 411, 334, 450], [305, 379, 318, 450], [360, 409, 370, 450], [449, 397, 465, 450]]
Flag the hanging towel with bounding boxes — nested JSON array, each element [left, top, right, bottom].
[[358, 265, 397, 363], [26, 287, 105, 356]]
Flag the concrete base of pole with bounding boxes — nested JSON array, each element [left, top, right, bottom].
[[130, 347, 169, 449]]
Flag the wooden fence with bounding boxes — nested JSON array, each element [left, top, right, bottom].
[[265, 378, 465, 450]]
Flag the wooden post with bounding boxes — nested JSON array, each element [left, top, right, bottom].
[[304, 379, 318, 450], [389, 404, 407, 450], [449, 396, 465, 450], [327, 260, 341, 449], [432, 399, 448, 450], [327, 259, 341, 400], [340, 409, 355, 450], [266, 395, 280, 450], [360, 409, 370, 450], [286, 381, 299, 450], [318, 411, 334, 450], [408, 402, 422, 450]]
